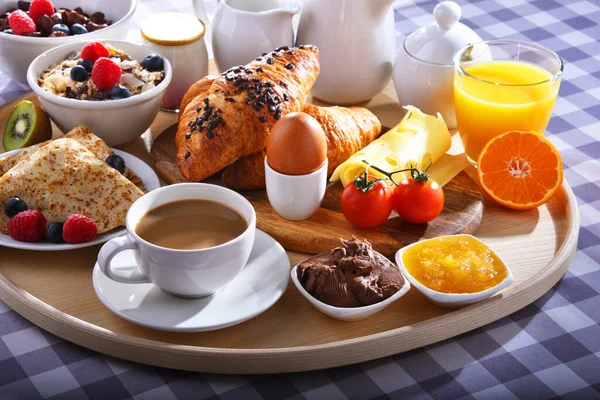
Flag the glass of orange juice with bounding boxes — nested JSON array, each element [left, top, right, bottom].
[[454, 39, 563, 165]]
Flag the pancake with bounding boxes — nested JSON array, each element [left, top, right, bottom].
[[0, 138, 144, 234], [0, 125, 145, 191]]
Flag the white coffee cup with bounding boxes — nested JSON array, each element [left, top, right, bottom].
[[97, 183, 256, 298], [264, 156, 327, 220]]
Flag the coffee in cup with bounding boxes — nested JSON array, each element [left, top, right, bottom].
[[135, 199, 247, 250]]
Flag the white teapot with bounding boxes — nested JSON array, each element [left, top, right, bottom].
[[393, 1, 482, 128], [296, 0, 396, 105]]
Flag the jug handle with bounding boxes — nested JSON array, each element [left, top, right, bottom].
[[193, 0, 212, 26], [279, 1, 301, 16]]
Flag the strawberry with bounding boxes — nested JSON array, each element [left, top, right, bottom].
[[7, 210, 47, 242], [81, 42, 110, 63], [91, 57, 122, 91], [8, 10, 36, 35], [62, 214, 97, 244], [29, 0, 54, 26]]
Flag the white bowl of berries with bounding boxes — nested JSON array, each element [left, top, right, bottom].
[[27, 39, 172, 146], [0, 0, 136, 85]]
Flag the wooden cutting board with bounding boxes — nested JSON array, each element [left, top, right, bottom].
[[151, 124, 483, 257]]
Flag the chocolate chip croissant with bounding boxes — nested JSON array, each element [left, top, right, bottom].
[[175, 45, 320, 182]]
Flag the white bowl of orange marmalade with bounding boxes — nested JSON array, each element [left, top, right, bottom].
[[395, 234, 514, 309]]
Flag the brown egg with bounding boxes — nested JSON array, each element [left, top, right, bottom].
[[266, 112, 327, 175]]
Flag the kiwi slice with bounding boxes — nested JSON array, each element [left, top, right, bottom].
[[3, 100, 52, 151]]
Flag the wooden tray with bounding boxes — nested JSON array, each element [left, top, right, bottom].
[[0, 89, 580, 374], [151, 124, 483, 257]]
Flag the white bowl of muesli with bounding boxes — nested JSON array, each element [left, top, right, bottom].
[[0, 0, 136, 85], [27, 39, 172, 146]]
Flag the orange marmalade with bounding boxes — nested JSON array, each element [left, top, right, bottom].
[[402, 236, 507, 294]]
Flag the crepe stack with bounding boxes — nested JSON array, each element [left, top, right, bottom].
[[0, 126, 144, 189], [0, 126, 111, 175], [0, 138, 144, 234]]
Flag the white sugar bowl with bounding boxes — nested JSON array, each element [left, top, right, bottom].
[[393, 1, 482, 129]]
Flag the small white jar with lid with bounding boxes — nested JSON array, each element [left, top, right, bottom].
[[141, 13, 208, 112], [393, 1, 482, 128]]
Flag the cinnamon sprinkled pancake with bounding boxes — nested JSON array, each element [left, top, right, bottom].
[[0, 138, 144, 234], [0, 125, 113, 176], [0, 125, 145, 191]]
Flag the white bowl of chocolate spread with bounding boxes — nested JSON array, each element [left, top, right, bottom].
[[291, 237, 411, 322]]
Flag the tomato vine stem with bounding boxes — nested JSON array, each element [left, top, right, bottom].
[[361, 159, 432, 186]]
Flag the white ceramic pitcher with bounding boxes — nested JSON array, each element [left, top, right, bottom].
[[211, 0, 300, 72], [296, 0, 396, 105]]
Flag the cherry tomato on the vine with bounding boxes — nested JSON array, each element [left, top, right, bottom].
[[340, 175, 393, 229], [392, 177, 444, 224]]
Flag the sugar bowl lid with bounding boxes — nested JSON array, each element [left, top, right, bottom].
[[404, 1, 482, 65]]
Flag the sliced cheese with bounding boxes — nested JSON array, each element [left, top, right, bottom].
[[330, 106, 452, 187], [427, 153, 470, 187]]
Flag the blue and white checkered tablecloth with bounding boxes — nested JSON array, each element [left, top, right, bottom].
[[1, 0, 599, 399]]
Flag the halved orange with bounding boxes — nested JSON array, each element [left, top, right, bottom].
[[477, 130, 563, 210]]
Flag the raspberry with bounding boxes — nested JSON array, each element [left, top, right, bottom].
[[81, 42, 110, 63], [7, 210, 47, 242], [8, 10, 36, 35], [29, 0, 54, 26], [91, 58, 122, 91], [62, 214, 97, 244]]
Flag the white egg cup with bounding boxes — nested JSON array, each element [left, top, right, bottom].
[[264, 156, 327, 221], [395, 235, 515, 309]]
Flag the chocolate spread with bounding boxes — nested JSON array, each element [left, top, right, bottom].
[[297, 237, 405, 307]]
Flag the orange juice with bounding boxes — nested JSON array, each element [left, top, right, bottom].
[[454, 60, 560, 163]]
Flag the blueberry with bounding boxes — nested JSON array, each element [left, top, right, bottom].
[[2, 29, 12, 34], [110, 85, 131, 100], [51, 24, 69, 35], [70, 65, 88, 82], [106, 155, 126, 174], [78, 59, 94, 73], [4, 197, 27, 218], [47, 222, 64, 244], [140, 54, 164, 72], [70, 23, 88, 35]]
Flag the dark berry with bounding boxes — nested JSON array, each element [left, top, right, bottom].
[[51, 23, 69, 35], [70, 65, 88, 82], [17, 0, 29, 12], [2, 29, 12, 34], [110, 85, 131, 100], [4, 197, 27, 218], [70, 23, 88, 35], [78, 59, 94, 73], [105, 155, 126, 174], [140, 54, 164, 72], [47, 222, 64, 243]]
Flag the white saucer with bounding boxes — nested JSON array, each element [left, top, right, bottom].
[[0, 148, 160, 251], [92, 230, 290, 332]]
